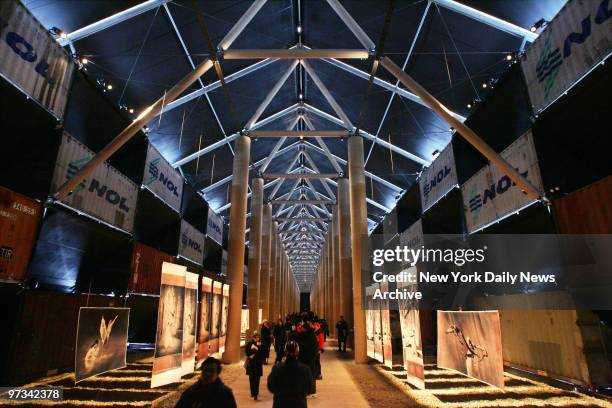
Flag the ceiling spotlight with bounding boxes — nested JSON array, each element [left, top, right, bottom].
[[50, 27, 67, 39], [482, 82, 488, 88], [81, 57, 88, 64], [297, 25, 302, 34], [106, 84, 113, 90], [432, 149, 440, 158], [467, 103, 472, 108], [129, 108, 134, 114], [506, 54, 513, 61], [530, 18, 547, 33], [299, 93, 303, 100], [449, 127, 454, 132]]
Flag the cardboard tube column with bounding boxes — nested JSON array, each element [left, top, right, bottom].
[[327, 233, 333, 330], [222, 135, 251, 364], [260, 203, 272, 321], [269, 223, 278, 321], [348, 135, 368, 363], [247, 177, 263, 340], [338, 178, 353, 339], [332, 205, 340, 336]]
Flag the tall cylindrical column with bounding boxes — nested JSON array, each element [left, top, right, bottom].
[[247, 177, 263, 341], [260, 203, 272, 321], [269, 224, 277, 322], [332, 205, 340, 336], [348, 135, 368, 363], [338, 178, 353, 331], [270, 223, 279, 321], [222, 135, 251, 363]]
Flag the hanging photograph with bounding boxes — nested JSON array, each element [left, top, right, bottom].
[[209, 281, 222, 355], [197, 277, 213, 366], [152, 262, 186, 388], [437, 310, 505, 389], [219, 284, 229, 354], [74, 307, 129, 383], [182, 272, 198, 376], [398, 280, 425, 389]]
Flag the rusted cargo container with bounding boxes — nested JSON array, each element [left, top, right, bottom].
[[129, 242, 175, 295], [554, 175, 612, 234], [4, 291, 117, 385], [0, 186, 42, 282]]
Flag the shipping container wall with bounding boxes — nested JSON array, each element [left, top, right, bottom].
[[63, 72, 147, 184], [554, 175, 612, 234], [143, 143, 183, 213], [396, 182, 422, 233], [4, 291, 117, 385], [51, 133, 139, 233], [133, 188, 180, 255], [129, 242, 175, 295], [0, 78, 62, 200], [0, 0, 75, 119], [181, 183, 208, 234], [28, 206, 132, 294], [521, 0, 612, 114], [475, 292, 611, 388], [0, 187, 42, 282], [126, 294, 158, 344], [532, 62, 612, 194]]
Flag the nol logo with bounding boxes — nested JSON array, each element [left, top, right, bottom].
[[536, 0, 611, 98], [468, 170, 529, 213], [147, 157, 179, 197], [64, 160, 130, 212], [0, 17, 56, 86], [208, 217, 222, 235], [423, 166, 452, 197], [182, 234, 202, 253]]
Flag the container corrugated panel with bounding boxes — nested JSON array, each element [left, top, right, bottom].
[[143, 144, 183, 212], [129, 241, 175, 295], [0, 0, 75, 119], [475, 292, 610, 388], [6, 291, 116, 385], [178, 219, 204, 265], [419, 142, 458, 213], [51, 133, 138, 233], [554, 175, 612, 233], [461, 131, 544, 233], [521, 0, 612, 114], [0, 186, 41, 282]]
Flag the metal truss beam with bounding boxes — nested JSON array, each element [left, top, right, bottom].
[[58, 0, 171, 46], [304, 104, 430, 166], [433, 0, 538, 41], [264, 173, 339, 179], [272, 200, 334, 205], [250, 130, 348, 138], [224, 49, 369, 59], [326, 0, 375, 51]]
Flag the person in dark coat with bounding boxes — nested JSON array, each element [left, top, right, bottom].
[[267, 340, 312, 408], [297, 322, 319, 397], [175, 357, 236, 408], [336, 315, 349, 352], [245, 331, 265, 400], [260, 320, 273, 364], [273, 318, 286, 363]]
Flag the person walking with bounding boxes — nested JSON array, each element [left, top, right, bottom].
[[314, 322, 325, 380], [267, 340, 312, 408], [297, 322, 319, 397], [336, 315, 349, 352], [175, 357, 236, 408], [273, 318, 286, 363], [245, 331, 265, 400], [260, 320, 273, 364]]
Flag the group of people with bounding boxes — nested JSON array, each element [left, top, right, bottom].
[[176, 312, 350, 408]]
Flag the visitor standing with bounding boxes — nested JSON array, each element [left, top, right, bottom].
[[245, 331, 265, 400], [175, 357, 236, 408], [336, 315, 349, 352], [267, 340, 312, 408]]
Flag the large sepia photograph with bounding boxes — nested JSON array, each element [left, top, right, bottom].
[[75, 307, 129, 383], [152, 262, 186, 388], [437, 310, 505, 389], [181, 272, 198, 375]]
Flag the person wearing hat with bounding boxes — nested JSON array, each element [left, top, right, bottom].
[[245, 330, 265, 400], [175, 357, 236, 408], [267, 340, 312, 408]]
